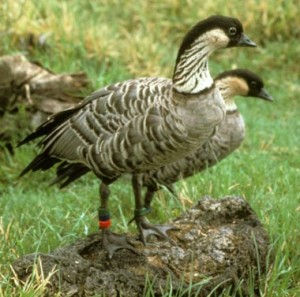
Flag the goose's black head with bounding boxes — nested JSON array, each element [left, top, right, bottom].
[[216, 69, 273, 101], [176, 15, 256, 64]]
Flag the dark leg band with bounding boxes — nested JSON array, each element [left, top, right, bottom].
[[98, 208, 111, 229], [134, 207, 151, 217]]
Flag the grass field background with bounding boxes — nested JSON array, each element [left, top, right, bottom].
[[0, 0, 299, 296]]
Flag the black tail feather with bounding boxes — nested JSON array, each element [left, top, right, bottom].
[[18, 106, 81, 147], [49, 162, 90, 188], [19, 153, 60, 177]]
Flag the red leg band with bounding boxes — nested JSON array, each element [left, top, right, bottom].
[[99, 220, 111, 229]]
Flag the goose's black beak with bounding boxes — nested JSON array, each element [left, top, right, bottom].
[[257, 88, 273, 102], [238, 33, 257, 47]]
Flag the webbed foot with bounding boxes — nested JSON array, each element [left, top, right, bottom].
[[135, 215, 179, 244], [102, 229, 139, 259]]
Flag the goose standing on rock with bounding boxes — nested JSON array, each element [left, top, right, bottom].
[[19, 15, 256, 258]]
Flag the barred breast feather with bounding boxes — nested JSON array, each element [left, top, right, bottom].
[[142, 110, 245, 189]]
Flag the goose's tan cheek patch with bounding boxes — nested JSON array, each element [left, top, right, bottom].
[[231, 77, 249, 96], [203, 29, 230, 48]]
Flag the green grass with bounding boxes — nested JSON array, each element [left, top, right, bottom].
[[1, 0, 300, 296]]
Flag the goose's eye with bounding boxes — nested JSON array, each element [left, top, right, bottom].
[[228, 27, 237, 36], [251, 81, 258, 89]]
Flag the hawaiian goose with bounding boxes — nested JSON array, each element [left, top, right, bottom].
[[141, 69, 273, 209], [19, 16, 256, 257]]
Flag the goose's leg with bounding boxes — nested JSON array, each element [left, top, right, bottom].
[[143, 186, 156, 211], [99, 181, 137, 258], [132, 175, 178, 244], [144, 184, 178, 209]]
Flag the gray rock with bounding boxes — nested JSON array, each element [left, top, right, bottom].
[[12, 196, 271, 296]]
